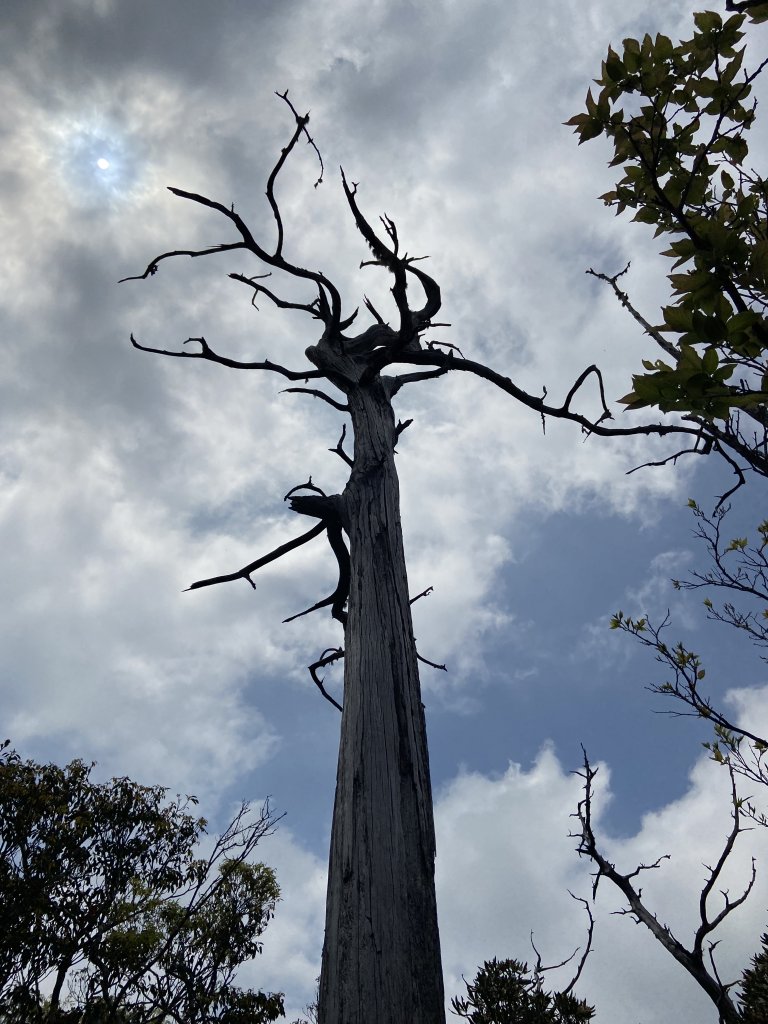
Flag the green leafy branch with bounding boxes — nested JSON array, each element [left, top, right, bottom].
[[566, 8, 768, 485]]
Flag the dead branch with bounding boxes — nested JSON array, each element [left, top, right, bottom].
[[328, 424, 354, 466], [363, 295, 386, 325], [694, 769, 757, 956], [121, 97, 344, 338], [266, 95, 311, 257], [426, 339, 462, 358], [284, 478, 327, 501], [130, 334, 322, 380], [571, 749, 746, 1022], [276, 89, 324, 188], [325, 517, 350, 625], [526, 894, 594, 1004], [282, 387, 349, 412], [186, 521, 326, 591], [340, 169, 442, 363], [416, 653, 446, 671], [409, 586, 434, 604], [388, 368, 450, 397], [165, 184, 343, 332], [283, 593, 337, 624], [394, 348, 706, 443], [395, 418, 413, 442], [561, 894, 595, 997], [119, 243, 246, 283], [308, 647, 344, 712], [284, 489, 350, 626], [229, 272, 321, 318]]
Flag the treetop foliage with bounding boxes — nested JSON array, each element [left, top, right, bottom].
[[740, 930, 768, 1021], [450, 958, 594, 1024], [0, 742, 283, 1023], [566, 4, 768, 489]]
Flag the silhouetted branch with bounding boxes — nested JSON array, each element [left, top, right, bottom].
[[426, 339, 462, 357], [165, 184, 343, 332], [340, 169, 442, 363], [122, 98, 344, 336], [284, 594, 337, 624], [130, 334, 322, 380], [560, 894, 595, 997], [571, 749, 746, 1022], [364, 295, 386, 325], [561, 365, 611, 421], [284, 478, 327, 502], [409, 586, 434, 604], [284, 488, 350, 626], [282, 387, 349, 412], [417, 653, 446, 672], [396, 349, 705, 443], [229, 272, 320, 318], [395, 418, 413, 442], [388, 368, 449, 397], [328, 424, 354, 466], [186, 522, 326, 591], [267, 97, 309, 257], [119, 243, 246, 283], [275, 89, 324, 188], [694, 770, 757, 955], [308, 647, 344, 712]]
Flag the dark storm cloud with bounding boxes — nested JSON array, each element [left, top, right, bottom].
[[2, 1, 296, 96]]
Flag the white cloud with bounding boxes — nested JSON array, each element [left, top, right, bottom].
[[244, 826, 328, 1022], [434, 729, 768, 1023], [4, 1, 768, 1020], [248, 688, 768, 1021]]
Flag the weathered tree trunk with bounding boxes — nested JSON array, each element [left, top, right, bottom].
[[131, 110, 450, 1019], [318, 378, 445, 1024]]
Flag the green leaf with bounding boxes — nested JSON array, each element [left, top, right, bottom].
[[663, 305, 693, 332], [702, 347, 719, 374]]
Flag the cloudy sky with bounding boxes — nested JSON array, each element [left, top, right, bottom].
[[3, 0, 768, 1020]]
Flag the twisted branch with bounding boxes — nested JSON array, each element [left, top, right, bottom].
[[571, 749, 748, 1022], [397, 349, 705, 442], [308, 647, 345, 713]]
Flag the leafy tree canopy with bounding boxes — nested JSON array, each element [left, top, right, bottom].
[[740, 930, 768, 1021], [0, 741, 283, 1023], [566, 3, 768, 491], [450, 959, 594, 1024]]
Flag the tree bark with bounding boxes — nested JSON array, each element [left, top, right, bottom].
[[318, 377, 445, 1024]]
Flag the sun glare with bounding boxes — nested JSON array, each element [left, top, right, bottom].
[[96, 157, 110, 170]]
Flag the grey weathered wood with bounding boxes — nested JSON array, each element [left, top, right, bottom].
[[317, 378, 445, 1024]]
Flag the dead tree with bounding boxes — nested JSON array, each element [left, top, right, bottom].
[[572, 750, 755, 1024], [124, 95, 709, 1024]]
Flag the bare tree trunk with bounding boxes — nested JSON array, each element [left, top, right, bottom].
[[318, 379, 445, 1024]]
